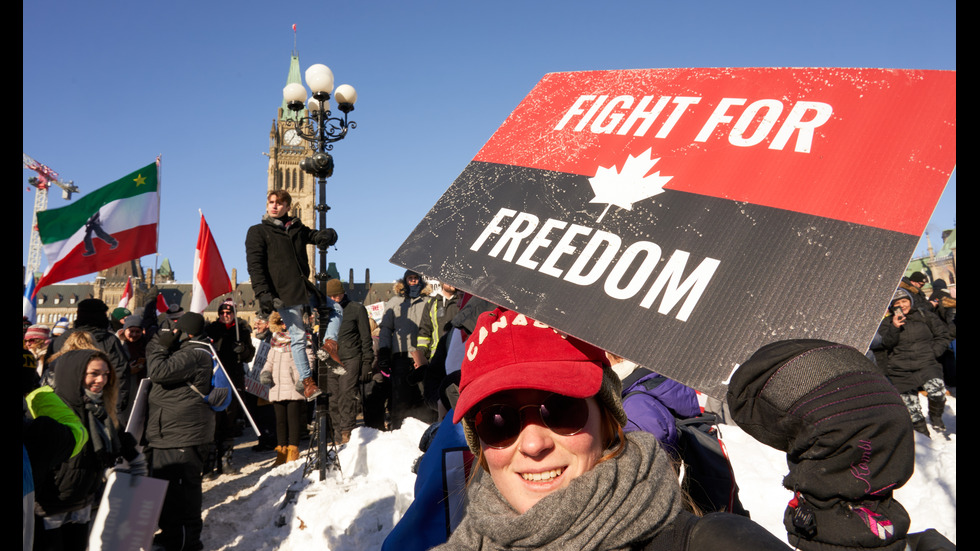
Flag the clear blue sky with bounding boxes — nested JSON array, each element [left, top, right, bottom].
[[23, 1, 956, 288]]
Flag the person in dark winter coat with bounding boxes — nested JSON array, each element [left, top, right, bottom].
[[31, 349, 144, 551], [325, 279, 374, 444], [145, 312, 220, 551], [117, 313, 150, 423], [434, 307, 789, 551], [245, 189, 343, 401], [877, 288, 952, 437], [899, 272, 933, 312], [928, 279, 957, 387], [204, 300, 256, 478], [51, 298, 131, 420]]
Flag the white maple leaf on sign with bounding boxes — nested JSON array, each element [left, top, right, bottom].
[[588, 148, 673, 223]]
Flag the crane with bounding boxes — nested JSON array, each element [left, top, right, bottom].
[[23, 153, 80, 277]]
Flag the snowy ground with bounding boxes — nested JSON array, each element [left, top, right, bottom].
[[199, 392, 955, 550]]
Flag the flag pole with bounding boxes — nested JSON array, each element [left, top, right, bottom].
[[206, 341, 260, 437]]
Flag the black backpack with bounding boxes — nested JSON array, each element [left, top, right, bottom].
[[624, 374, 749, 517]]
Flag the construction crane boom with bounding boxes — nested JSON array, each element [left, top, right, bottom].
[[23, 154, 80, 277]]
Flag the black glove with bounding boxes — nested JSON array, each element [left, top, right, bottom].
[[377, 348, 391, 376], [273, 297, 285, 311], [233, 342, 245, 355], [258, 293, 275, 316], [360, 361, 373, 384], [157, 329, 181, 350], [314, 228, 338, 249]]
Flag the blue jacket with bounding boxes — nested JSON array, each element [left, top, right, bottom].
[[618, 363, 701, 450], [382, 411, 473, 551]]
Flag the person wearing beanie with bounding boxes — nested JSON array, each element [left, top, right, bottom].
[[727, 339, 950, 551], [324, 279, 374, 445], [204, 300, 256, 478], [24, 325, 51, 376], [51, 298, 132, 422], [899, 272, 933, 312], [245, 188, 344, 402], [145, 311, 216, 551], [117, 313, 150, 423], [432, 307, 788, 551], [878, 288, 952, 437], [110, 307, 131, 332], [927, 280, 957, 387], [376, 269, 438, 429], [52, 317, 70, 338]]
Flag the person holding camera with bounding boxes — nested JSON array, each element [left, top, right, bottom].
[[245, 189, 343, 402], [145, 312, 222, 551], [204, 300, 256, 478], [877, 288, 952, 437]]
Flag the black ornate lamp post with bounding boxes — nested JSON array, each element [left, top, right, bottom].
[[281, 63, 358, 480]]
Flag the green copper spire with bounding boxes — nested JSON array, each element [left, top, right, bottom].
[[281, 53, 307, 121]]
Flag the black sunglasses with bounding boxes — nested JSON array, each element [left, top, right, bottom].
[[472, 393, 590, 449]]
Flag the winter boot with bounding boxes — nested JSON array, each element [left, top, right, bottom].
[[320, 338, 342, 364], [272, 445, 288, 467], [912, 419, 931, 438], [302, 377, 323, 401], [928, 397, 947, 432], [220, 448, 239, 475], [341, 430, 351, 445], [203, 445, 221, 480], [286, 445, 300, 462]]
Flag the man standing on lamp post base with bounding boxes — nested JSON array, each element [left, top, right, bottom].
[[245, 189, 343, 401]]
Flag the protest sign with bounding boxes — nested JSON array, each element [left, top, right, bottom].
[[124, 378, 151, 452], [366, 301, 386, 325], [88, 471, 168, 551], [244, 338, 271, 400], [391, 67, 956, 399]]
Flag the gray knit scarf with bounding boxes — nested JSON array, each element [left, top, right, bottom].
[[434, 431, 684, 551]]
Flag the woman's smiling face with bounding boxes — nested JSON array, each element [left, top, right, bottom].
[[84, 358, 110, 394], [480, 389, 605, 514]]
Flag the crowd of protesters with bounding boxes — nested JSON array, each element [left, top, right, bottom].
[[23, 267, 956, 550]]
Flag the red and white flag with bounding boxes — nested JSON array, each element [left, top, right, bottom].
[[155, 293, 169, 317], [118, 276, 133, 309], [190, 212, 233, 313]]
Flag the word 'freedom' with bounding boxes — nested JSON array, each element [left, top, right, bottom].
[[470, 208, 721, 321]]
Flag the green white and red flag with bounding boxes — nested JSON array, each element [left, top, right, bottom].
[[33, 160, 160, 297]]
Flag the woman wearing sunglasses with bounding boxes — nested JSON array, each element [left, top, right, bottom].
[[433, 307, 788, 550]]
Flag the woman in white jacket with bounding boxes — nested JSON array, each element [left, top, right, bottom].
[[260, 312, 315, 465]]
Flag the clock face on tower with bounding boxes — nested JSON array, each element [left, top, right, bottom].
[[284, 129, 303, 146]]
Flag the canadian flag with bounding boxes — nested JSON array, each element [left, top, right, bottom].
[[189, 212, 233, 313], [118, 276, 133, 309]]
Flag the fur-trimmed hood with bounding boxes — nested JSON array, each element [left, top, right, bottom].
[[393, 279, 433, 298]]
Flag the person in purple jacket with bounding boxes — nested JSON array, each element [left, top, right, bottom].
[[607, 352, 701, 450]]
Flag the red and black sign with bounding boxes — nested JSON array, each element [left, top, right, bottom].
[[391, 67, 956, 399]]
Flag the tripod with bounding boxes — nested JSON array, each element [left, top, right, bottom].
[[303, 357, 343, 480]]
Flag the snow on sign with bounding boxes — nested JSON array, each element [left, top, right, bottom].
[[391, 67, 956, 399]]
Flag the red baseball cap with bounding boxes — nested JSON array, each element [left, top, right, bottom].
[[453, 307, 610, 424]]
